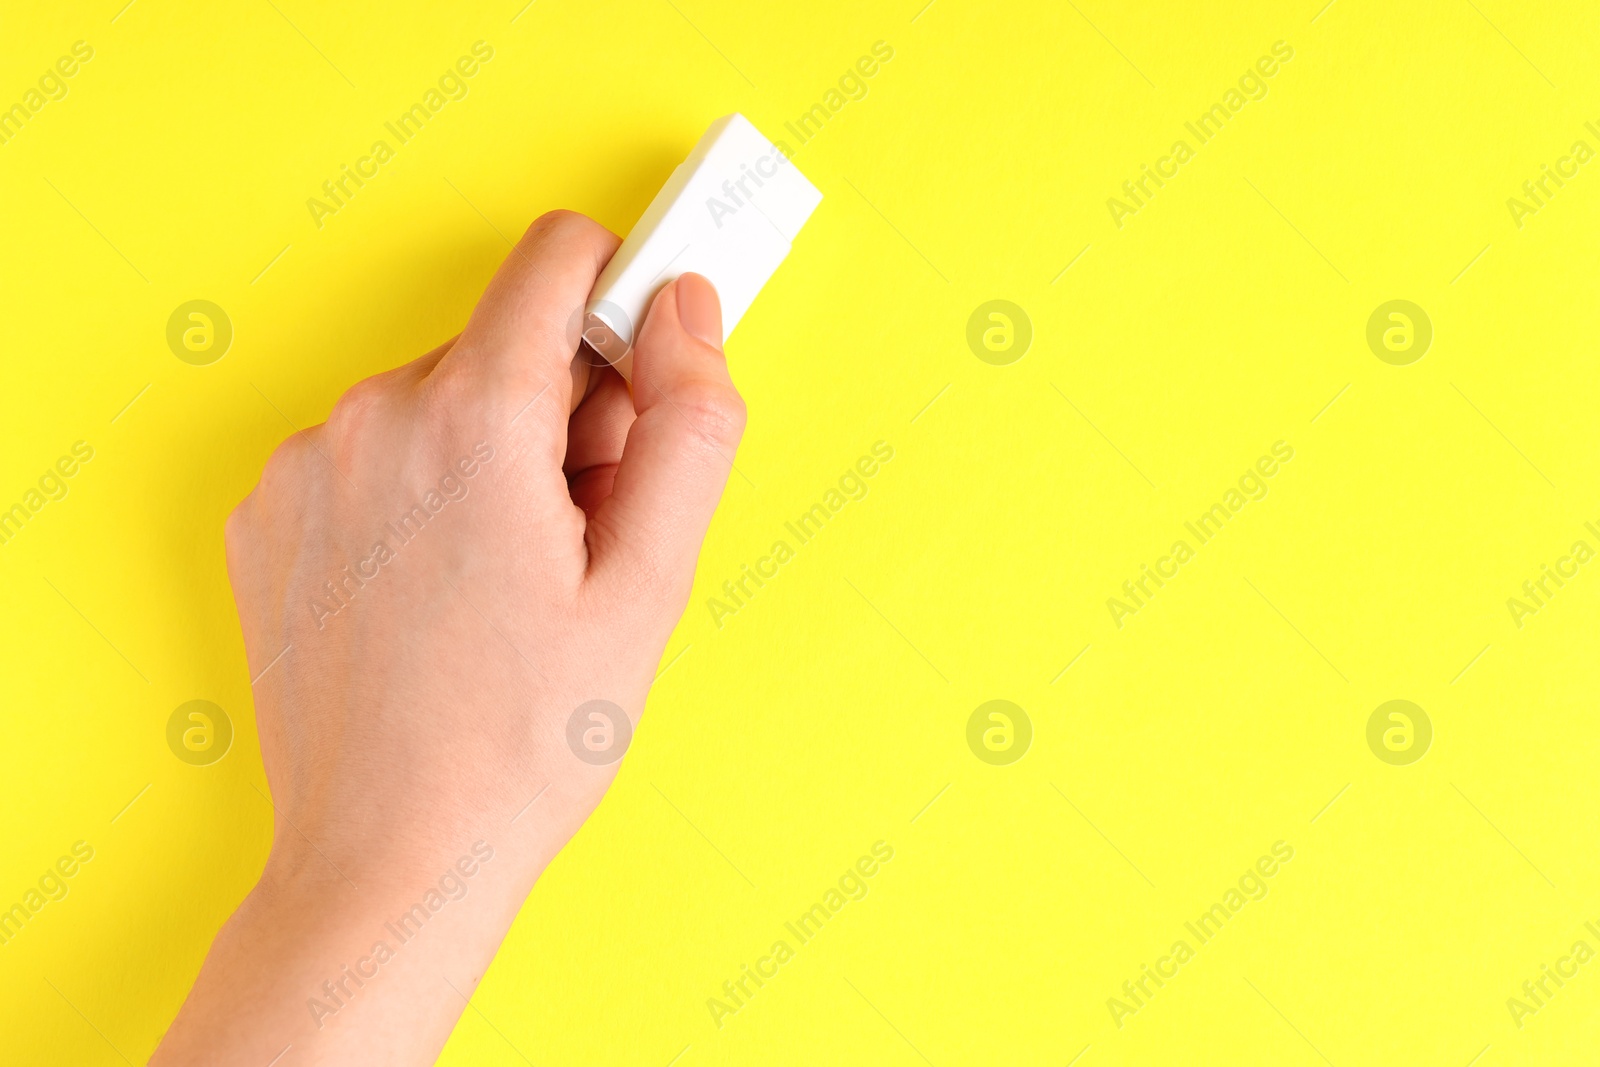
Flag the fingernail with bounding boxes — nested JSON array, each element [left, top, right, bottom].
[[676, 272, 723, 349]]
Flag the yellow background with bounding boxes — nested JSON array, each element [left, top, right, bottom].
[[3, 0, 1600, 1063]]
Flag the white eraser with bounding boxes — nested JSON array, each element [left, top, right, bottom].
[[583, 113, 822, 380]]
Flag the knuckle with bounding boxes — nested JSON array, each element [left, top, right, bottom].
[[326, 376, 388, 439], [257, 432, 312, 496], [223, 495, 252, 554], [534, 207, 583, 227], [222, 495, 265, 595], [425, 353, 561, 453], [420, 356, 472, 407], [521, 209, 618, 256], [671, 379, 747, 448], [524, 208, 584, 242], [595, 531, 679, 609], [419, 361, 491, 431]]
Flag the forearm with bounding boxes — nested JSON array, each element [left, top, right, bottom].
[[152, 836, 540, 1066]]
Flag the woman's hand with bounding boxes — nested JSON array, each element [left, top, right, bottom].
[[152, 210, 744, 1066]]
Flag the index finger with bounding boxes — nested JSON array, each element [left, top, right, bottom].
[[441, 209, 621, 426]]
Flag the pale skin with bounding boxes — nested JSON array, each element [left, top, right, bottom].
[[151, 211, 745, 1065]]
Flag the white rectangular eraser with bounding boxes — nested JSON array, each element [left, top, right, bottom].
[[583, 113, 822, 380]]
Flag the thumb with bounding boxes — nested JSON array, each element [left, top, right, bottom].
[[585, 273, 746, 604]]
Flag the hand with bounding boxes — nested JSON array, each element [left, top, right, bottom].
[[151, 211, 745, 1065]]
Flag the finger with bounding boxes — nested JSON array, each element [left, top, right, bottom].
[[585, 273, 745, 601], [563, 365, 635, 516], [567, 339, 613, 414], [441, 210, 620, 426]]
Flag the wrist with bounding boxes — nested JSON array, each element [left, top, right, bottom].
[[157, 836, 529, 1065], [250, 832, 524, 940]]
